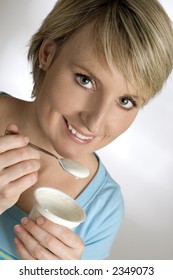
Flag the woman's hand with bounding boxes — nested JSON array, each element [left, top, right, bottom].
[[14, 217, 85, 260], [0, 124, 40, 214]]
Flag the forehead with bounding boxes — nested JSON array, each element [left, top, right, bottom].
[[57, 24, 137, 97]]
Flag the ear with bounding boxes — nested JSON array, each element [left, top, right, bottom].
[[39, 39, 57, 70]]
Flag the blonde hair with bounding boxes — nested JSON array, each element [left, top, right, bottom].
[[28, 0, 173, 104]]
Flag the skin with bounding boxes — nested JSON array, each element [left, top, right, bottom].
[[0, 24, 141, 259]]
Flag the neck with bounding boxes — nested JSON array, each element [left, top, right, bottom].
[[19, 100, 54, 154]]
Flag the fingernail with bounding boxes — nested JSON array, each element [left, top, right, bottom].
[[21, 217, 28, 225], [37, 217, 45, 225], [14, 224, 21, 233]]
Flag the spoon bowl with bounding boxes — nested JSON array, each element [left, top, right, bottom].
[[28, 142, 90, 179]]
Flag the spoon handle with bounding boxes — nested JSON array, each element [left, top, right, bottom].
[[4, 130, 89, 178], [28, 142, 89, 179], [28, 142, 60, 161], [5, 130, 60, 162]]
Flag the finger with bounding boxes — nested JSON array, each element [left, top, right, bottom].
[[0, 146, 40, 170], [14, 224, 59, 260], [20, 217, 84, 259], [0, 134, 29, 153], [14, 237, 36, 260], [0, 159, 40, 185], [22, 217, 75, 260], [37, 217, 85, 249], [0, 171, 38, 201], [0, 172, 38, 212]]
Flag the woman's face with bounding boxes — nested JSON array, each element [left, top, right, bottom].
[[35, 25, 141, 160]]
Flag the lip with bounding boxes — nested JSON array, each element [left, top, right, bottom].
[[63, 117, 95, 144]]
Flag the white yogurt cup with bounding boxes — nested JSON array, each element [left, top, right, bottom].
[[29, 187, 86, 228]]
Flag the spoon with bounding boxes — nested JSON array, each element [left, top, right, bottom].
[[28, 142, 90, 179], [4, 129, 89, 179]]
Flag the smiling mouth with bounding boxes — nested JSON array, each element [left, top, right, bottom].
[[67, 123, 94, 141], [63, 117, 95, 142]]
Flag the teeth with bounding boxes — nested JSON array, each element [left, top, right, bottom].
[[68, 124, 93, 140]]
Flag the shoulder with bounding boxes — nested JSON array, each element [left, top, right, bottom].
[[82, 155, 124, 219], [90, 157, 124, 228], [74, 156, 124, 259], [0, 93, 11, 133], [94, 155, 123, 196], [0, 92, 24, 134], [0, 92, 15, 111], [80, 154, 124, 207], [77, 160, 124, 259]]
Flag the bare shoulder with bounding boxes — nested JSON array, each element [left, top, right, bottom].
[[0, 92, 15, 110], [0, 93, 25, 134], [0, 93, 11, 133]]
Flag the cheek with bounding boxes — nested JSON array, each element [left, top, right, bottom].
[[107, 111, 139, 137], [119, 117, 136, 132], [39, 74, 84, 114]]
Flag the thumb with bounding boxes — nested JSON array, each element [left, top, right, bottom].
[[5, 123, 20, 135]]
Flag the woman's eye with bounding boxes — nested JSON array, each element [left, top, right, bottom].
[[75, 74, 95, 90], [117, 97, 137, 110]]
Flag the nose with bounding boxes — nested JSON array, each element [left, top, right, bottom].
[[80, 96, 112, 135]]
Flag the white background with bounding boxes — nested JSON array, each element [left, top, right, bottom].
[[0, 0, 172, 259]]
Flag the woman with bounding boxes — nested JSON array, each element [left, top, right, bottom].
[[0, 0, 173, 260]]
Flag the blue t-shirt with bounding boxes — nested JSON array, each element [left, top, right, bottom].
[[0, 157, 124, 260]]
